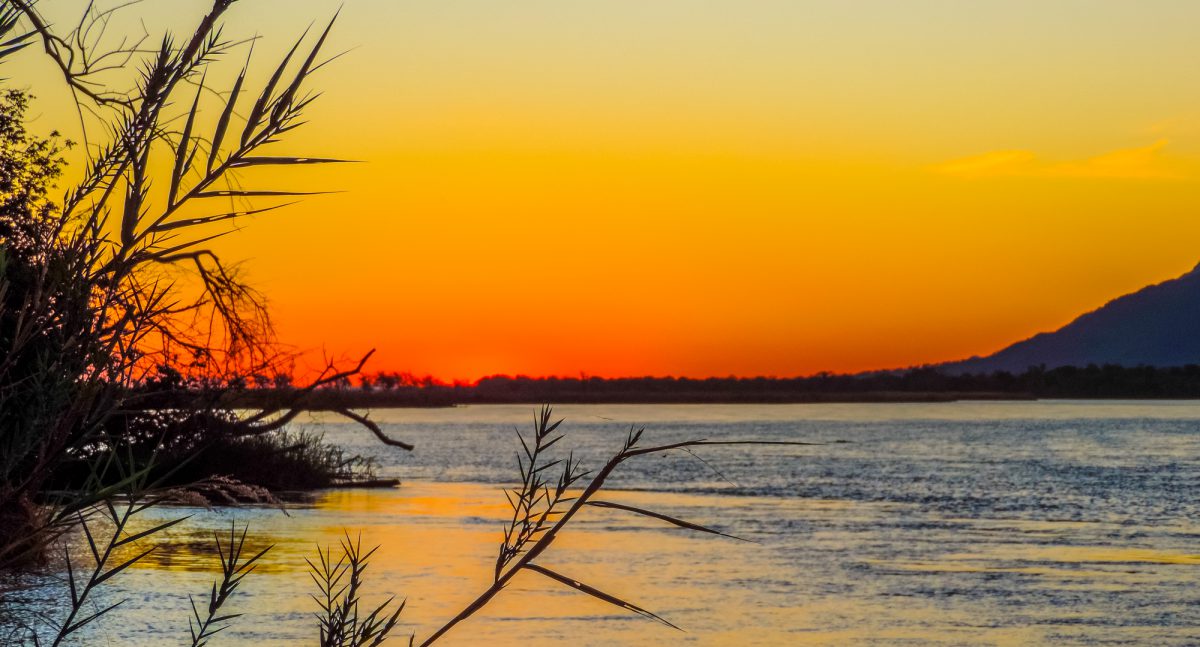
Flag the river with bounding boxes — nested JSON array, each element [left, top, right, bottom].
[[6, 401, 1200, 645]]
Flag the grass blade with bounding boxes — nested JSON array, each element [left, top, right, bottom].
[[209, 64, 245, 172], [170, 80, 204, 206], [524, 563, 681, 631], [228, 156, 350, 167], [95, 547, 155, 585], [150, 203, 295, 232], [113, 515, 190, 548], [194, 189, 328, 198], [586, 500, 750, 542]]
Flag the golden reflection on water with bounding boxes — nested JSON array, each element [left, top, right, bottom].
[[83, 479, 1200, 646], [944, 545, 1200, 566], [36, 403, 1200, 645], [99, 482, 808, 645]]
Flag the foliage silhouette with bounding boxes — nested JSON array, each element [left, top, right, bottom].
[[0, 0, 406, 567]]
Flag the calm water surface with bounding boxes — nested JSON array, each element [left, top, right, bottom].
[[6, 401, 1200, 645]]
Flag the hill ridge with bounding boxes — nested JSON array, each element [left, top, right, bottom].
[[940, 262, 1200, 374]]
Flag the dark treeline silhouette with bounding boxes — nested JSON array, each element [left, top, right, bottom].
[[202, 364, 1200, 409]]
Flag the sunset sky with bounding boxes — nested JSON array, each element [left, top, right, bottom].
[[17, 1, 1200, 380]]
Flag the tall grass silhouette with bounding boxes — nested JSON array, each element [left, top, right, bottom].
[[0, 0, 406, 570]]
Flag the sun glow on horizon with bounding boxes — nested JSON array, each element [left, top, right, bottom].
[[16, 0, 1200, 382]]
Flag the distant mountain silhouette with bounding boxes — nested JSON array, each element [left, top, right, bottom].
[[941, 263, 1200, 374]]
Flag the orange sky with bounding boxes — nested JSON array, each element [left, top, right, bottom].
[[15, 1, 1200, 381]]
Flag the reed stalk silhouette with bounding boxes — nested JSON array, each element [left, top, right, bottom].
[[0, 0, 410, 569], [308, 533, 406, 647], [415, 405, 811, 644], [186, 524, 272, 647], [13, 405, 807, 644]]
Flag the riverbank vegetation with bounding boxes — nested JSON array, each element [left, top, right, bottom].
[[0, 0, 396, 568], [207, 364, 1200, 409]]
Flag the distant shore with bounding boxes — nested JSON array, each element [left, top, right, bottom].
[[234, 389, 1036, 409], [137, 365, 1200, 410]]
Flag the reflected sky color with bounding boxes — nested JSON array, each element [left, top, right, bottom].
[[8, 402, 1200, 645]]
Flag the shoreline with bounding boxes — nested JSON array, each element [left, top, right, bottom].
[[233, 390, 1036, 409]]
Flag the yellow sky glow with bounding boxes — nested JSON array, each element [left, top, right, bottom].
[[13, 1, 1200, 380]]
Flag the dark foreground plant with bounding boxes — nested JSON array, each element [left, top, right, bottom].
[[309, 534, 405, 647], [15, 513, 267, 645], [414, 406, 811, 645], [186, 524, 271, 647], [8, 449, 187, 645], [7, 406, 808, 645], [0, 0, 410, 568], [293, 406, 809, 645]]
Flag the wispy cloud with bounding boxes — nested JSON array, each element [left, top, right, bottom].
[[933, 139, 1180, 180]]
